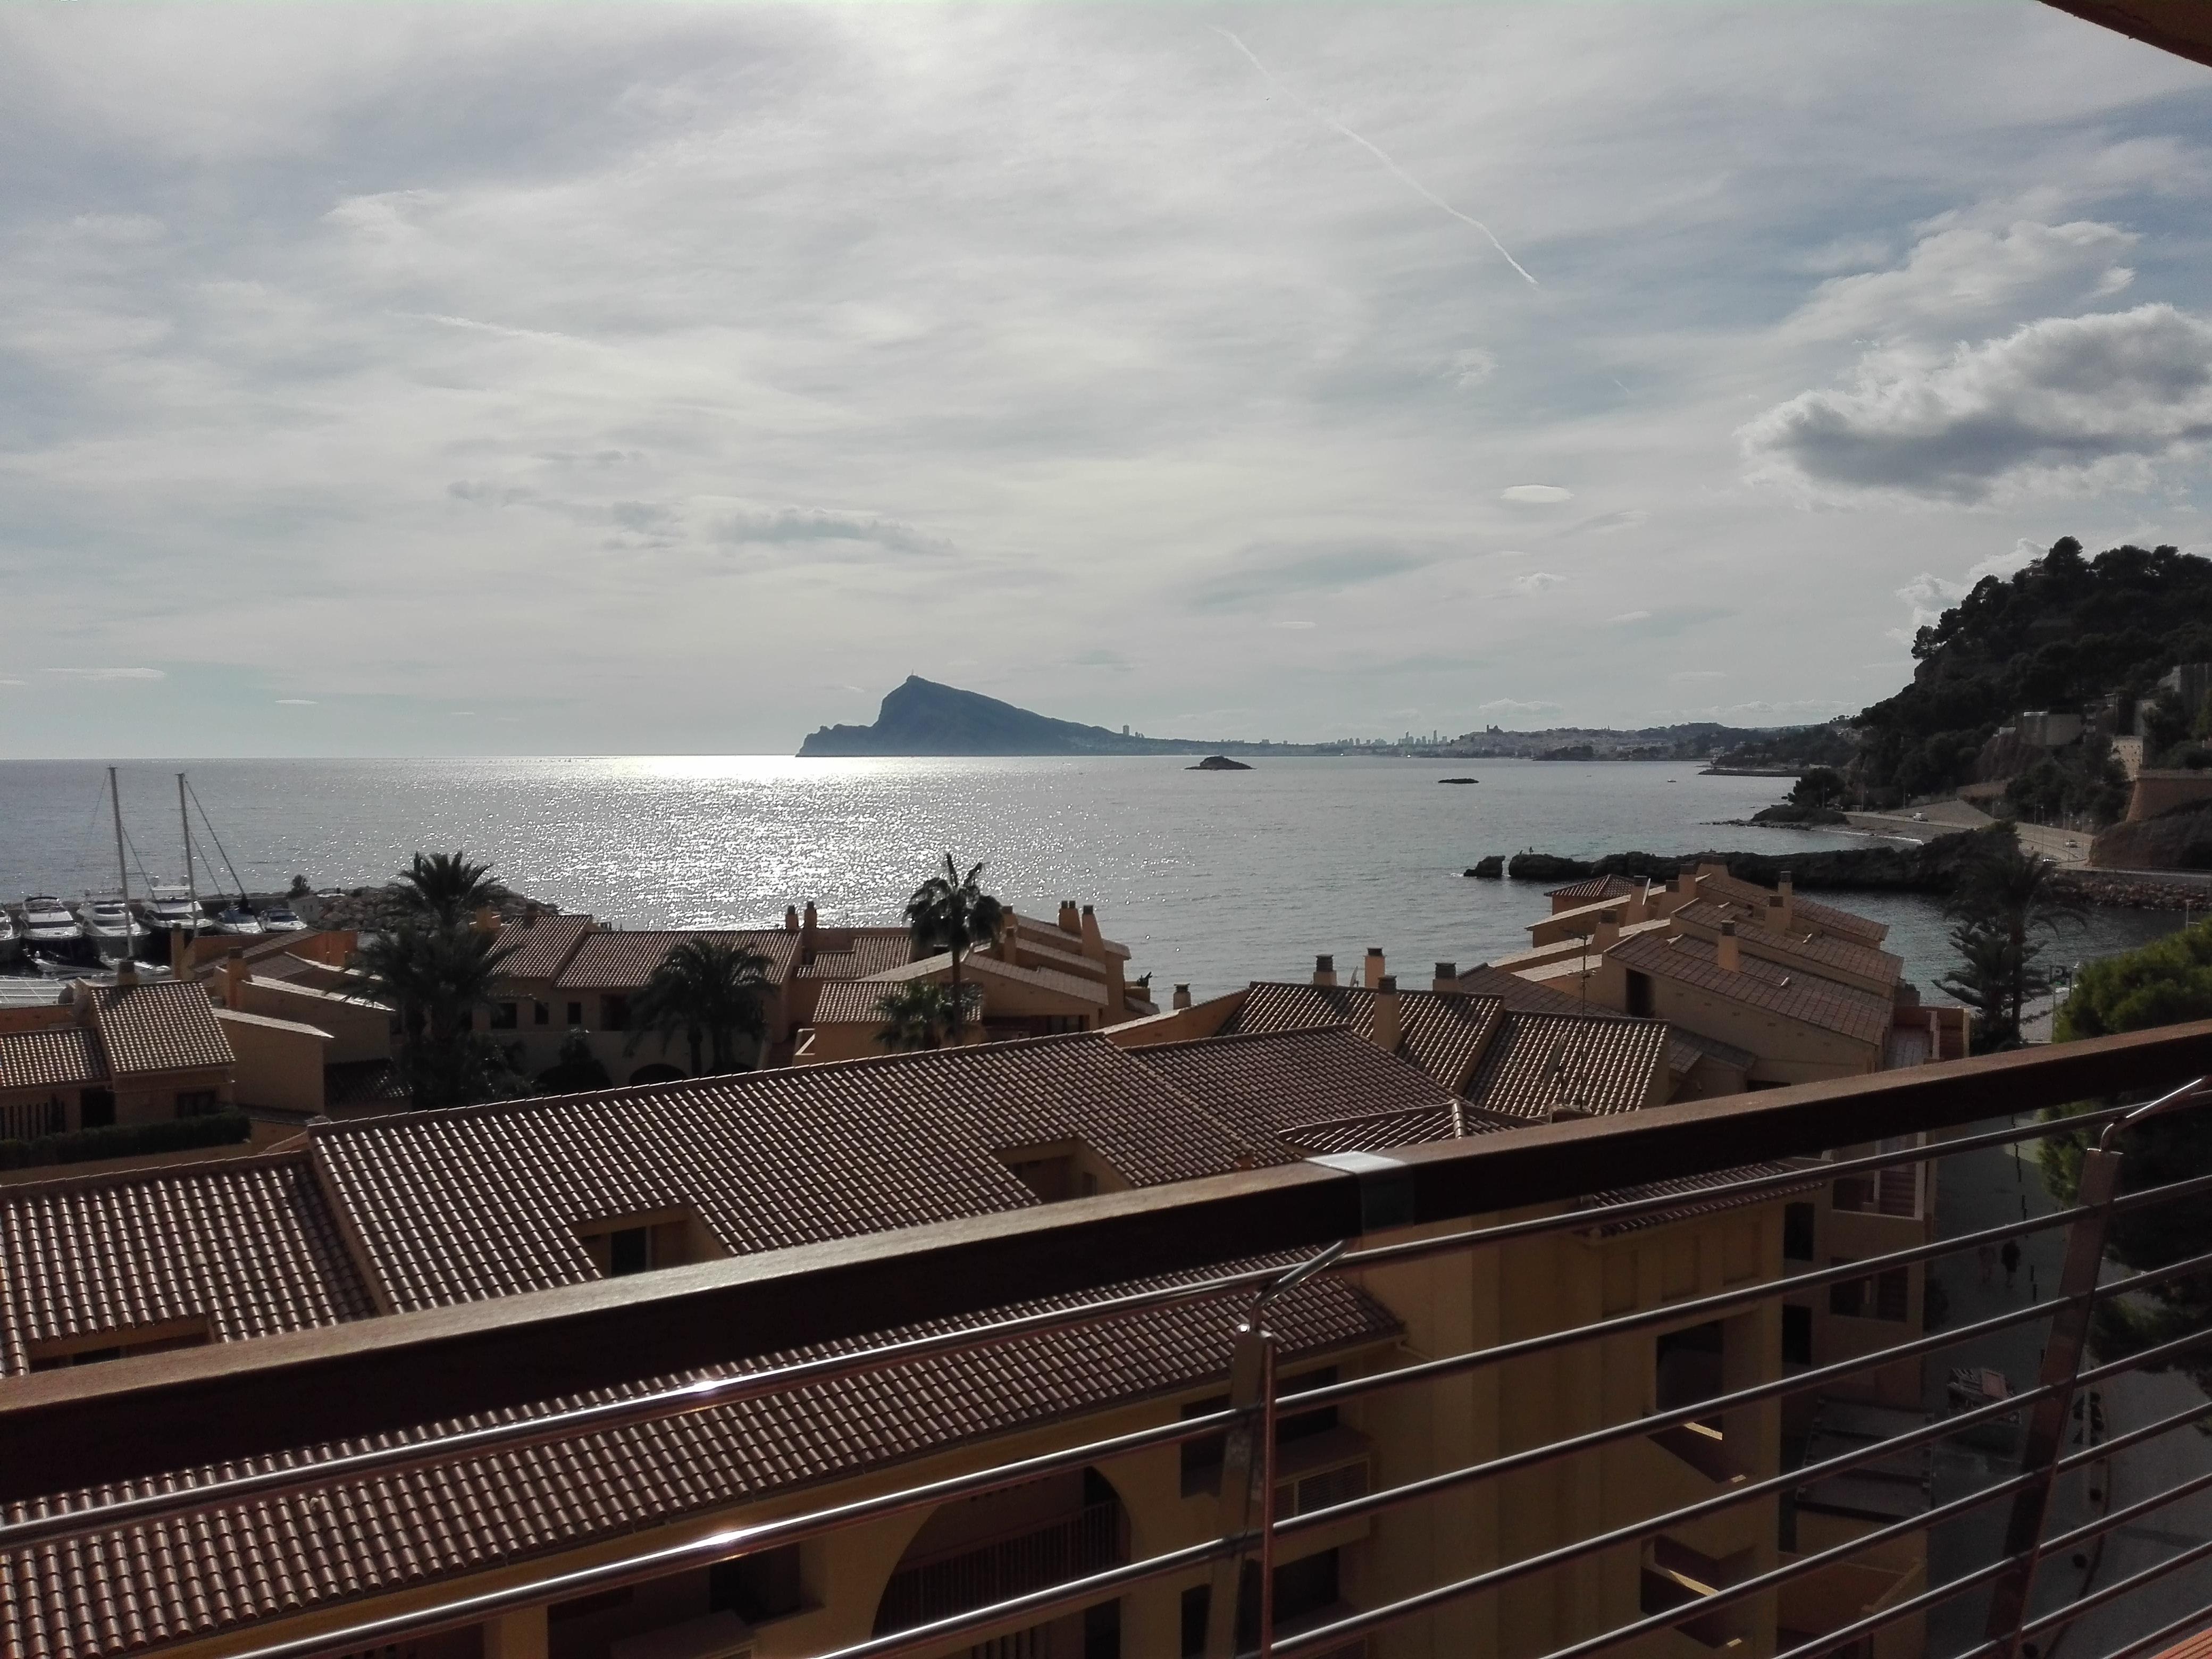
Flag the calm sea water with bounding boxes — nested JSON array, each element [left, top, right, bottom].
[[0, 757, 2179, 998]]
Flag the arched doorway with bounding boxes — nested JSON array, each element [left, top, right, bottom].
[[873, 1468, 1125, 1657], [627, 1062, 685, 1085]]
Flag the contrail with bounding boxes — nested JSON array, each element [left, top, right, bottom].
[[1212, 26, 1538, 287]]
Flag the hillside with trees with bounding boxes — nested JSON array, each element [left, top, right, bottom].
[[1853, 538, 2212, 808]]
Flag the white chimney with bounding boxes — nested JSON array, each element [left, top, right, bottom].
[[1172, 983, 1193, 1010], [1313, 953, 1337, 987], [1432, 961, 1458, 993], [1372, 975, 1402, 1053], [784, 905, 800, 933], [1717, 922, 1741, 973], [1362, 946, 1386, 988]]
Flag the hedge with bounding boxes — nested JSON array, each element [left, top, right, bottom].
[[0, 1111, 252, 1171]]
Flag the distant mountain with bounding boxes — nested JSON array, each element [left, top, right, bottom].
[[798, 677, 1244, 757]]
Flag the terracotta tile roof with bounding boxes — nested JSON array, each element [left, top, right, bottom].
[[1697, 872, 1887, 946], [0, 1265, 1394, 1659], [1612, 932, 1893, 1048], [1464, 1012, 1670, 1120], [867, 951, 1108, 1008], [1120, 1026, 1459, 1145], [91, 980, 232, 1077], [1453, 965, 1610, 1017], [309, 1035, 1269, 1310], [1280, 1101, 1511, 1153], [490, 914, 597, 983], [1672, 901, 1904, 986], [0, 1026, 103, 1093], [1222, 982, 1505, 1093], [806, 981, 900, 1025], [1545, 875, 1642, 903], [1582, 1163, 1823, 1234], [1669, 1028, 1757, 1075], [323, 1060, 408, 1110], [795, 931, 912, 979], [0, 1156, 375, 1373], [556, 931, 800, 992], [1016, 914, 1129, 960]]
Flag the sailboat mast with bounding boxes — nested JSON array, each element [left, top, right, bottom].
[[108, 765, 132, 957], [179, 772, 198, 939]]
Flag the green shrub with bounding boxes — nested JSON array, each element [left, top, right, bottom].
[[0, 1111, 252, 1171]]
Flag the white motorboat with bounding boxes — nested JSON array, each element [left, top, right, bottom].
[[0, 908, 16, 963], [259, 906, 308, 933], [214, 906, 266, 937], [22, 895, 85, 946], [78, 895, 145, 950], [141, 883, 205, 934]]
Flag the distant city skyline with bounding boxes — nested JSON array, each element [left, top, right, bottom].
[[7, 5, 2212, 757]]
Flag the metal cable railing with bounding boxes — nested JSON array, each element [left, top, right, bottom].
[[16, 1066, 2212, 1659]]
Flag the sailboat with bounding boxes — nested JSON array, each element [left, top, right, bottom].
[[81, 767, 146, 962]]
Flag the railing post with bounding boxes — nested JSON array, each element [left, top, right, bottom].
[[1204, 1311, 1273, 1659], [1981, 1144, 2123, 1655]]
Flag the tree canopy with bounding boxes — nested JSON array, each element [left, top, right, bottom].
[[1854, 538, 2212, 804], [902, 855, 1005, 1041], [627, 937, 773, 1076]]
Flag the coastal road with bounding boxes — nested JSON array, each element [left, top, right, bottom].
[[1845, 805, 2097, 866]]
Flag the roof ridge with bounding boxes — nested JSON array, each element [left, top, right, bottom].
[[0, 1146, 312, 1199], [1124, 1021, 1361, 1055]]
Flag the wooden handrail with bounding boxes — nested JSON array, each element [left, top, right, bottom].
[[3, 1019, 2210, 1504]]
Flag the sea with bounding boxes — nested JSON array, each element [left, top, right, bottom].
[[0, 756, 2183, 999]]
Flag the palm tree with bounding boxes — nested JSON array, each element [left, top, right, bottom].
[[398, 851, 498, 926], [902, 854, 1005, 1042], [1940, 830, 2085, 1045], [626, 937, 773, 1076], [874, 981, 979, 1052], [357, 921, 522, 1108]]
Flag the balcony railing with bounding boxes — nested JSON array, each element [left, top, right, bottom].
[[12, 1021, 2212, 1659], [876, 1501, 1127, 1633]]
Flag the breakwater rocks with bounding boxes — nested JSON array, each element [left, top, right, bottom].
[[2055, 870, 2212, 911], [1467, 856, 1504, 879]]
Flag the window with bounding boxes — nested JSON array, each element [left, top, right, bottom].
[[489, 1002, 518, 1030], [1626, 970, 1655, 1017], [709, 1544, 806, 1624], [602, 994, 630, 1032], [1782, 1305, 1813, 1367], [1655, 1322, 1724, 1412], [80, 1088, 115, 1129], [1875, 1267, 1909, 1321], [1783, 1202, 1815, 1262], [534, 1000, 550, 1027], [607, 1226, 651, 1276], [30, 1315, 211, 1370], [576, 1206, 720, 1278], [566, 1001, 584, 1026], [174, 1090, 220, 1118]]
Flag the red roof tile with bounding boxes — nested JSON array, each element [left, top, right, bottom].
[[1672, 900, 1904, 986], [1464, 1012, 1670, 1120], [1224, 982, 1504, 1093], [1281, 1101, 1512, 1153], [90, 980, 232, 1077], [1452, 965, 1605, 1017], [490, 914, 597, 983], [1698, 872, 1887, 946], [0, 1156, 374, 1373], [1612, 932, 1893, 1047], [1545, 875, 1643, 904], [0, 1026, 103, 1093], [807, 981, 900, 1024], [1121, 1026, 1461, 1144], [555, 932, 800, 992], [795, 931, 912, 979]]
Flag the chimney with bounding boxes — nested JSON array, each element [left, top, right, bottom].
[[1432, 961, 1458, 993], [1778, 872, 1796, 931], [1675, 866, 1699, 899], [114, 956, 138, 986], [800, 901, 819, 965], [997, 910, 1019, 962], [1717, 922, 1741, 973], [1764, 894, 1788, 933], [1362, 946, 1386, 988], [169, 925, 189, 972], [1172, 983, 1193, 1010], [222, 946, 247, 1008], [1058, 900, 1081, 934], [1079, 905, 1105, 961], [783, 905, 801, 933], [472, 903, 499, 934], [1313, 953, 1337, 987], [1372, 975, 1402, 1053], [1593, 909, 1621, 951]]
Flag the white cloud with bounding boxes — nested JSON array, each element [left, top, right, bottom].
[[1891, 538, 2045, 640], [1501, 485, 1573, 504], [1670, 669, 1728, 681], [1782, 219, 2136, 343], [0, 678, 26, 688], [1479, 697, 1561, 715], [1741, 305, 2212, 504], [1446, 347, 1497, 387], [44, 666, 165, 681], [1511, 572, 1569, 594], [1271, 619, 1317, 629], [275, 697, 318, 705], [1606, 610, 1652, 625]]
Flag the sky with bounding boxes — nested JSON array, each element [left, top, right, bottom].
[[5, 2, 2212, 757]]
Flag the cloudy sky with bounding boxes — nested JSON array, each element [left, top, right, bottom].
[[6, 2, 2212, 757]]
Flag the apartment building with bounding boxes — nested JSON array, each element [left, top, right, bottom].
[[0, 969, 235, 1143], [0, 1020, 1865, 1659]]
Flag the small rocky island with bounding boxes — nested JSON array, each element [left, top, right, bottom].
[[1439, 776, 1478, 785], [1188, 755, 1252, 771]]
